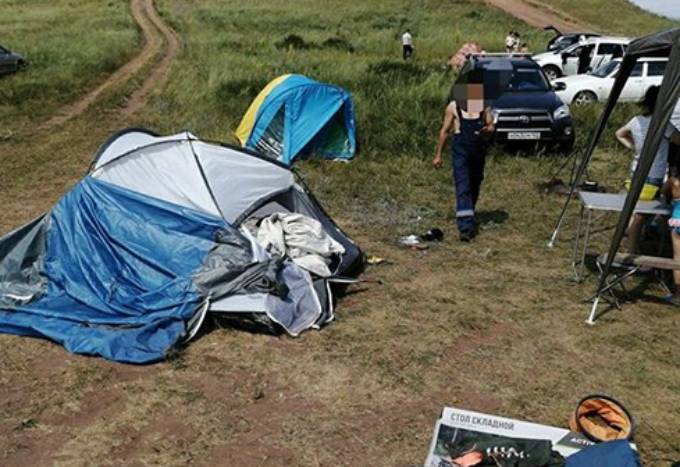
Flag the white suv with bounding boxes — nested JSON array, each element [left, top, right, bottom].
[[553, 57, 668, 105], [533, 36, 631, 80]]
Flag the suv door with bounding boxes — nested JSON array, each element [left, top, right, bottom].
[[620, 62, 645, 101], [591, 43, 624, 71], [562, 44, 584, 75], [646, 60, 667, 89]]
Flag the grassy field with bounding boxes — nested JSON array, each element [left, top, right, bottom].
[[0, 0, 139, 131], [1, 0, 679, 466]]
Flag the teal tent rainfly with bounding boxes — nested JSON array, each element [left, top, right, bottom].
[[235, 74, 357, 165]]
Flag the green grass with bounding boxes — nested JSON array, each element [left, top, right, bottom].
[[153, 0, 551, 158], [0, 0, 138, 129]]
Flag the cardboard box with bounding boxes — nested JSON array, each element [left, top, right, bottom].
[[425, 407, 595, 467]]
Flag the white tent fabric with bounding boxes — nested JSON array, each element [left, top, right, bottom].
[[211, 293, 269, 313], [92, 141, 221, 217], [93, 133, 296, 224], [93, 131, 199, 169], [193, 141, 294, 223]]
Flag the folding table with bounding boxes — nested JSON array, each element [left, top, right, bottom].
[[571, 191, 671, 281]]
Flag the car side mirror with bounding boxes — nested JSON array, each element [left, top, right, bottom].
[[553, 82, 566, 91]]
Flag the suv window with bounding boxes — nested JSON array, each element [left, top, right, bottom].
[[630, 62, 643, 77], [507, 65, 550, 91], [0, 46, 8, 55], [647, 61, 667, 77], [597, 43, 624, 57]]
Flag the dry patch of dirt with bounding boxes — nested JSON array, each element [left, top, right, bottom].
[[485, 0, 583, 32], [40, 0, 181, 129]]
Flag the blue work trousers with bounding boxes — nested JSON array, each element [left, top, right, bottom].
[[451, 124, 486, 233]]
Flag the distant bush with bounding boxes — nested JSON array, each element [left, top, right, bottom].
[[275, 34, 314, 50], [321, 37, 355, 53], [275, 34, 356, 53]]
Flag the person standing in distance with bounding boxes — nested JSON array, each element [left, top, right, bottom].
[[402, 29, 414, 60], [433, 70, 495, 241], [505, 31, 515, 53]]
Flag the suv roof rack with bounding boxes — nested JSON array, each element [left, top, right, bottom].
[[467, 53, 533, 58]]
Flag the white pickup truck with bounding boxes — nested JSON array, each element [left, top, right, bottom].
[[533, 36, 631, 80], [553, 57, 668, 105]]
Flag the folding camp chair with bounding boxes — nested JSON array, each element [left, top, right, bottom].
[[588, 253, 679, 324]]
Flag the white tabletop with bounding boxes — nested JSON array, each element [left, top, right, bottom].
[[578, 191, 671, 215]]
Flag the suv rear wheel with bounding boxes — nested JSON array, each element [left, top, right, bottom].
[[573, 90, 597, 106], [543, 65, 561, 81]]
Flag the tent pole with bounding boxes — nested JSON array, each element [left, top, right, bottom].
[[547, 56, 638, 248]]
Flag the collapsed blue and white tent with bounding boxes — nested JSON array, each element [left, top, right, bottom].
[[235, 74, 357, 165], [0, 129, 363, 363]]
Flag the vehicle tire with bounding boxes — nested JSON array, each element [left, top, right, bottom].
[[17, 60, 27, 71], [572, 91, 597, 106], [543, 65, 561, 81]]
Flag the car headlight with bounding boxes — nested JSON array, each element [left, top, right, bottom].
[[553, 104, 571, 120]]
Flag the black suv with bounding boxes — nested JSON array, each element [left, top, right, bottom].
[[0, 45, 26, 77], [463, 55, 575, 151]]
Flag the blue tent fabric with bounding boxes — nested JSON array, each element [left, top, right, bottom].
[[247, 75, 356, 165], [566, 440, 641, 467], [0, 177, 228, 363]]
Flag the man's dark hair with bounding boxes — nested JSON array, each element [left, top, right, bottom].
[[642, 85, 659, 116]]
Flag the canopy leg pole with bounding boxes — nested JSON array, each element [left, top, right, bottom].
[[578, 208, 593, 281], [571, 204, 585, 280], [586, 296, 600, 325]]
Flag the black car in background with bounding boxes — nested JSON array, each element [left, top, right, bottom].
[[464, 55, 575, 152], [544, 26, 601, 52], [0, 45, 26, 76]]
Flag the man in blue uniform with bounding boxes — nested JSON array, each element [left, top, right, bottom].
[[433, 70, 495, 241]]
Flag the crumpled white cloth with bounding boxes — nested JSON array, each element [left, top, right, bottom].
[[255, 213, 345, 277]]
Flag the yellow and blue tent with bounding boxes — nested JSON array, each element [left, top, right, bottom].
[[235, 74, 356, 165]]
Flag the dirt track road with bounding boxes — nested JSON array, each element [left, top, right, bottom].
[[486, 0, 585, 32], [42, 0, 180, 129]]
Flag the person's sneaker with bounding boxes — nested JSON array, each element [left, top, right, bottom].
[[459, 230, 475, 242]]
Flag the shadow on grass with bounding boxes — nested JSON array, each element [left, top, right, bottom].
[[585, 266, 676, 322], [477, 209, 509, 226]]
